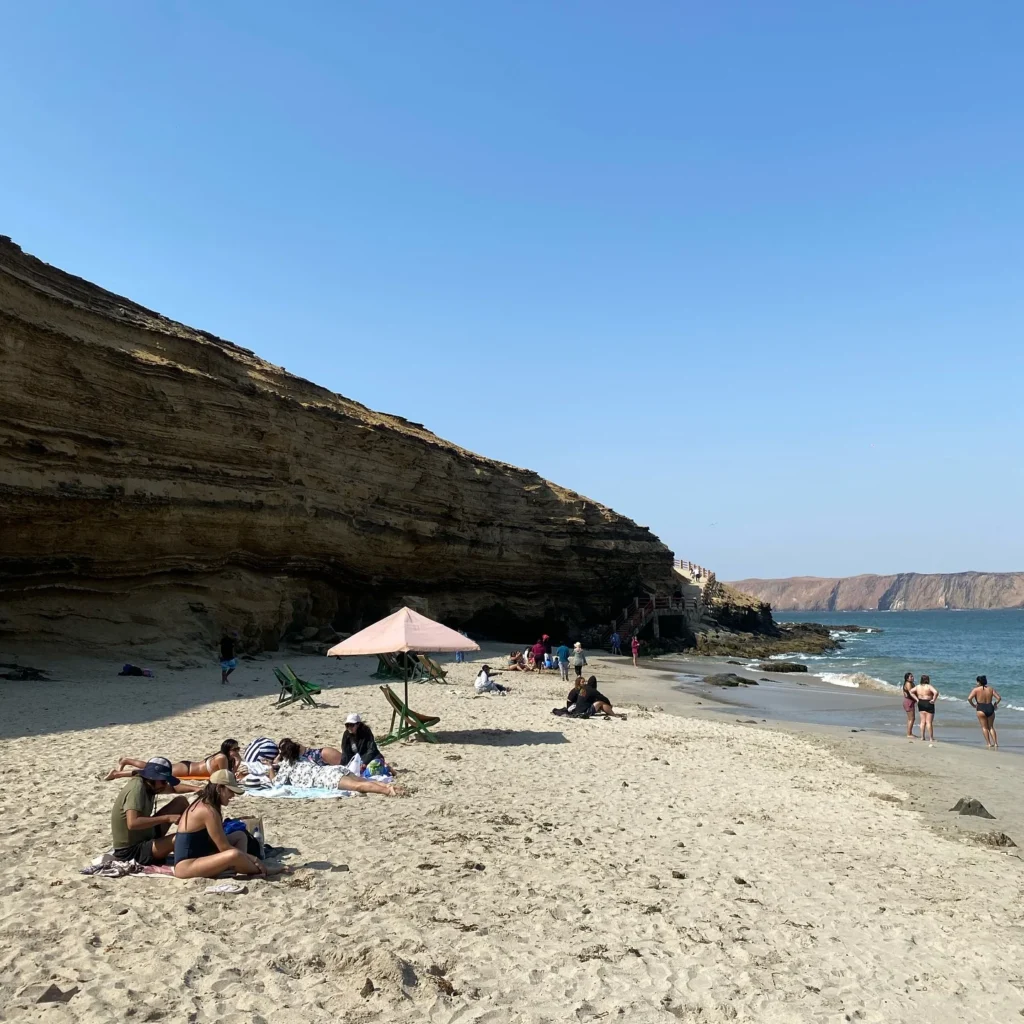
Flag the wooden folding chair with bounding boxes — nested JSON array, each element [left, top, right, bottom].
[[416, 653, 448, 682], [272, 665, 320, 708], [378, 684, 441, 744]]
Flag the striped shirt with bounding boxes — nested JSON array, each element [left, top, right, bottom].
[[243, 737, 279, 764]]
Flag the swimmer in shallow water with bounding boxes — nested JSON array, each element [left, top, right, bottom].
[[968, 675, 1001, 750], [909, 675, 938, 745]]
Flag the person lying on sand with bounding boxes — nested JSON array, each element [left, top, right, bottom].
[[242, 736, 279, 765], [110, 759, 192, 865], [173, 770, 288, 879], [106, 738, 246, 781], [278, 737, 344, 766], [268, 756, 403, 796]]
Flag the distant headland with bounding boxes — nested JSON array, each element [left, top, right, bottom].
[[726, 571, 1024, 612]]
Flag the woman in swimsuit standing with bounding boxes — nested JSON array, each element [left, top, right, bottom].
[[901, 672, 917, 740], [909, 675, 938, 745], [968, 675, 1001, 749], [105, 739, 245, 781]]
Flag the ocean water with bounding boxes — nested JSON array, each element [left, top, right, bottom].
[[771, 609, 1024, 714]]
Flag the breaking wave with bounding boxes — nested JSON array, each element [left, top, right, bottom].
[[818, 672, 898, 692]]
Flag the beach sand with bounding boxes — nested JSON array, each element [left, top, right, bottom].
[[1, 646, 1023, 1022]]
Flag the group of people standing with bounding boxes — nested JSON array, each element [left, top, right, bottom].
[[901, 672, 1002, 748]]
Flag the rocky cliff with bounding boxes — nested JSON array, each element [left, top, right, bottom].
[[727, 572, 1024, 611], [0, 237, 674, 652]]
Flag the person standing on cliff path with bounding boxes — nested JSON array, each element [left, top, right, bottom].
[[220, 631, 240, 685], [631, 635, 641, 667]]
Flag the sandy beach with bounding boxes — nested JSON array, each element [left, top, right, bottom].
[[2, 646, 1023, 1023]]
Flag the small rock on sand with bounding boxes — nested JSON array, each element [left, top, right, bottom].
[[950, 797, 995, 819]]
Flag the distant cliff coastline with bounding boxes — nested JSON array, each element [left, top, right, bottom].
[[726, 572, 1024, 612]]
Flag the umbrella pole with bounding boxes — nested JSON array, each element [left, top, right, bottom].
[[404, 656, 411, 727]]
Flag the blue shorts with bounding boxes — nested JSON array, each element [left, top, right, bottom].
[[220, 658, 238, 671]]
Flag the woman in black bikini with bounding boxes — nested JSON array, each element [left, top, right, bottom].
[[173, 770, 286, 879], [106, 739, 245, 782], [968, 675, 1001, 749], [909, 675, 938, 745]]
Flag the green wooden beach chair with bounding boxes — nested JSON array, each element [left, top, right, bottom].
[[273, 665, 321, 708], [372, 654, 394, 679], [378, 683, 441, 744], [417, 653, 448, 682]]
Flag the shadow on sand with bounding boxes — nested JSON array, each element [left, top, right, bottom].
[[430, 728, 568, 747]]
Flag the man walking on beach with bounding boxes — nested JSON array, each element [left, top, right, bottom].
[[111, 759, 190, 865], [610, 631, 621, 656], [220, 630, 239, 685]]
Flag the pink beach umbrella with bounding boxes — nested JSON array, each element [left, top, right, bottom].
[[327, 606, 479, 709]]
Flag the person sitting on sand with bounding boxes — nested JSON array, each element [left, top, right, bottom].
[[475, 665, 510, 694], [110, 759, 192, 865], [968, 675, 1001, 749], [909, 675, 938, 744], [173, 770, 284, 879], [278, 737, 343, 766], [242, 737, 279, 765], [901, 672, 917, 739], [582, 675, 627, 720], [269, 754, 401, 795], [507, 650, 528, 671], [106, 739, 246, 782], [341, 713, 385, 768]]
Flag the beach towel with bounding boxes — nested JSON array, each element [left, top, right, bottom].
[[81, 852, 174, 877], [245, 785, 358, 800]]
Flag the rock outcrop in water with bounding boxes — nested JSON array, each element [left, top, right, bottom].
[[727, 572, 1024, 611], [0, 237, 674, 652]]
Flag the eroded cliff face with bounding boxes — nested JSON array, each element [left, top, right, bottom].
[[0, 238, 673, 652], [727, 573, 1024, 612]]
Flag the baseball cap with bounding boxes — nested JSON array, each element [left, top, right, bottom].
[[209, 769, 244, 794], [345, 713, 363, 725]]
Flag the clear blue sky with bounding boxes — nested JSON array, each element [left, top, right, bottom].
[[3, 2, 1022, 579]]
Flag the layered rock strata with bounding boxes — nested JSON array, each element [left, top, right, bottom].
[[0, 238, 673, 651]]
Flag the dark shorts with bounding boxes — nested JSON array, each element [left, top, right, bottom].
[[112, 839, 161, 865]]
